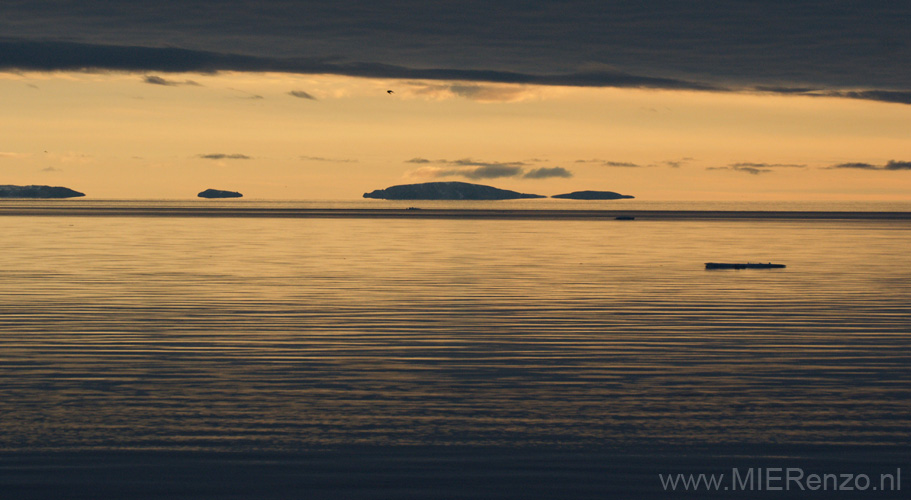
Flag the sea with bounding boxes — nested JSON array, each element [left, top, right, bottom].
[[1, 199, 910, 499]]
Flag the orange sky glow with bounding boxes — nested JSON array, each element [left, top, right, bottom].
[[2, 71, 909, 201]]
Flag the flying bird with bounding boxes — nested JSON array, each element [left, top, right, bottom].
[[387, 90, 394, 94]]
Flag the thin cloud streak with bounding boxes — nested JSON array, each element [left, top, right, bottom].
[[708, 166, 770, 175], [654, 158, 694, 169], [729, 163, 806, 169], [410, 165, 523, 180], [197, 153, 251, 160], [708, 163, 807, 175], [289, 90, 316, 100], [300, 156, 357, 163], [756, 87, 911, 106], [406, 158, 572, 180], [830, 91, 911, 106], [407, 82, 541, 102], [523, 167, 572, 179], [143, 75, 201, 86], [228, 88, 263, 99], [575, 159, 642, 168]]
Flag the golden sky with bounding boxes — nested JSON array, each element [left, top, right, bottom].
[[1, 71, 909, 200]]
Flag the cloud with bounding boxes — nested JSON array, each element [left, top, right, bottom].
[[707, 162, 807, 175], [449, 164, 524, 180], [2, 3, 911, 105], [0, 152, 29, 159], [410, 165, 521, 180], [143, 75, 200, 86], [448, 159, 526, 169], [406, 158, 572, 180], [407, 158, 526, 180], [827, 160, 911, 171], [289, 90, 316, 100], [300, 156, 357, 163], [708, 166, 769, 175], [463, 164, 525, 179], [228, 88, 263, 99], [757, 87, 911, 106], [654, 158, 694, 169], [817, 90, 911, 105], [407, 82, 540, 102], [885, 161, 911, 170], [575, 159, 641, 168], [197, 153, 251, 160], [523, 167, 572, 179], [450, 84, 533, 102], [729, 162, 806, 169], [0, 39, 716, 91], [827, 162, 878, 170]]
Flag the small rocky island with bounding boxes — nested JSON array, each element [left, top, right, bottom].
[[364, 182, 545, 200], [551, 190, 634, 200], [198, 188, 243, 199], [0, 185, 85, 198]]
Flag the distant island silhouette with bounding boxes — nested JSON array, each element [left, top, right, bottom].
[[364, 182, 545, 200], [198, 189, 243, 199], [0, 185, 85, 198], [551, 191, 634, 200]]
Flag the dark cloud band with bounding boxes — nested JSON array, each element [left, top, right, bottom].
[[2, 1, 909, 105], [0, 39, 714, 91]]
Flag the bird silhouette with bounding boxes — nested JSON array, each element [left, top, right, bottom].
[[387, 90, 394, 94]]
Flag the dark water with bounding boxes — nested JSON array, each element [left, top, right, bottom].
[[1, 205, 909, 498]]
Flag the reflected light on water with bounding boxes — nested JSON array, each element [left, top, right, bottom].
[[1, 214, 910, 452]]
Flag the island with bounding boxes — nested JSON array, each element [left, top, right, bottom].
[[0, 185, 85, 198], [364, 181, 545, 200], [551, 190, 634, 200], [198, 188, 243, 199]]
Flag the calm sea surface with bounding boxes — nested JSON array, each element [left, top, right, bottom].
[[1, 201, 910, 498]]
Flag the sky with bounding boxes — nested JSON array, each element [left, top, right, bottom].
[[1, 0, 909, 200]]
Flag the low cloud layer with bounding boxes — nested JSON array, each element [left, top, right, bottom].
[[407, 158, 572, 180], [827, 160, 911, 171]]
